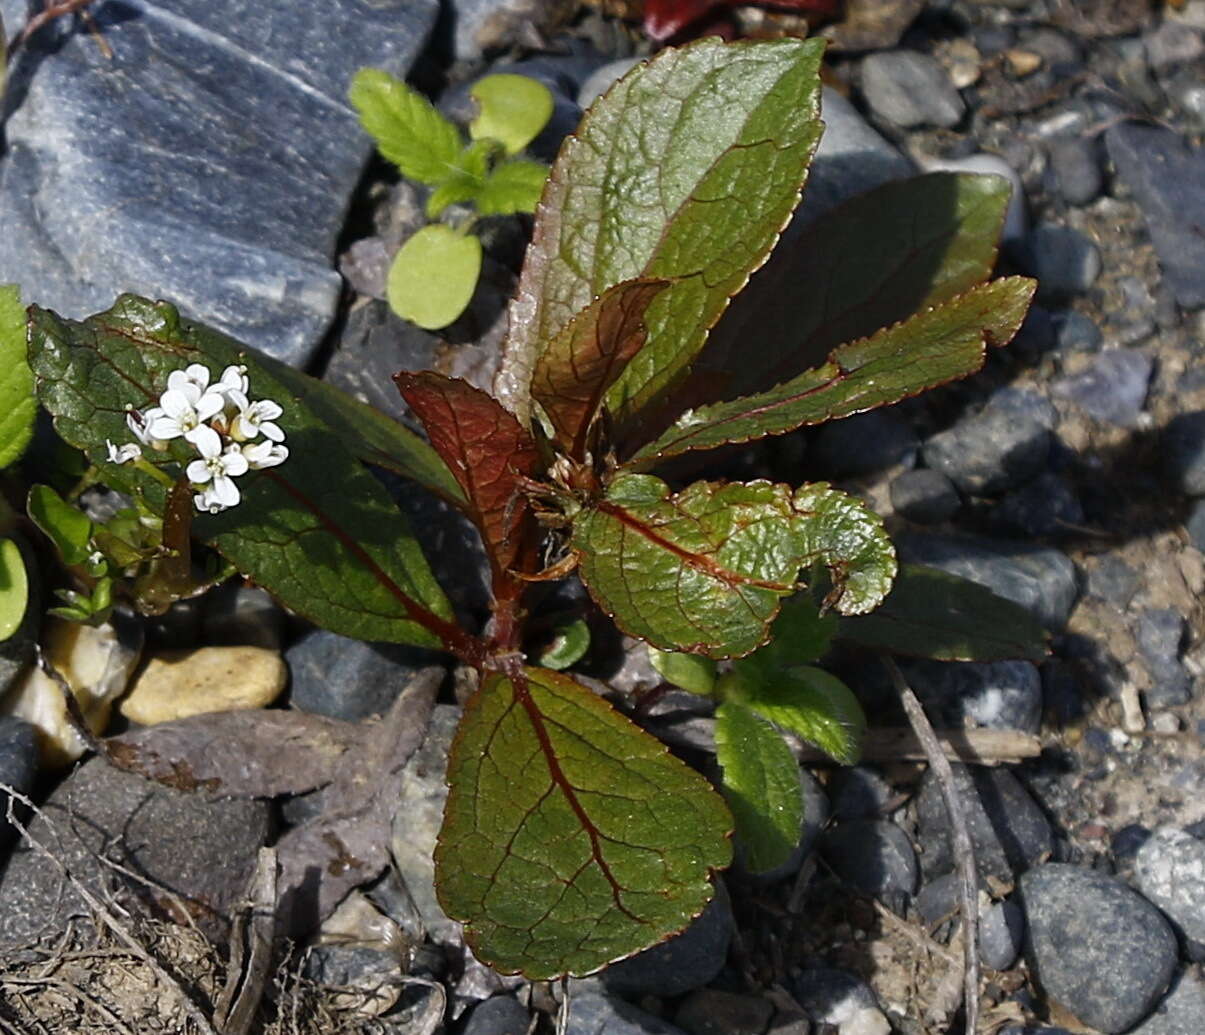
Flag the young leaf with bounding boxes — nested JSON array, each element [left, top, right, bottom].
[[714, 699, 802, 874], [350, 67, 463, 186], [648, 646, 717, 697], [570, 475, 895, 658], [539, 617, 591, 670], [496, 37, 824, 429], [476, 160, 550, 217], [27, 484, 94, 568], [0, 284, 35, 469], [387, 225, 483, 330], [836, 564, 1049, 663], [531, 279, 669, 460], [435, 666, 733, 978], [725, 664, 865, 765], [426, 140, 492, 219], [395, 372, 539, 583], [749, 594, 838, 671], [469, 74, 554, 156], [0, 537, 29, 641], [28, 296, 461, 652], [628, 277, 1036, 466]]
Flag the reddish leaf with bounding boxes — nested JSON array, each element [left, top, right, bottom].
[[531, 279, 669, 461], [396, 372, 540, 583]]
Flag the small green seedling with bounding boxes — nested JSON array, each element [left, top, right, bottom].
[[350, 68, 553, 330]]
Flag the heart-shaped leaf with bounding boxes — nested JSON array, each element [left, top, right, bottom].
[[387, 225, 483, 331], [0, 284, 35, 469], [570, 475, 895, 658], [436, 666, 732, 978], [496, 37, 824, 429], [469, 74, 554, 156]]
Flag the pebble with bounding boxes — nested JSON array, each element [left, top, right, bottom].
[[980, 899, 1025, 970], [447, 0, 562, 62], [917, 153, 1027, 245], [1186, 499, 1205, 552], [1022, 224, 1102, 297], [1134, 609, 1193, 707], [1164, 412, 1205, 496], [1143, 19, 1205, 74], [1011, 306, 1058, 359], [1107, 124, 1205, 309], [1129, 968, 1205, 1035], [792, 968, 879, 1025], [1051, 349, 1152, 427], [915, 873, 965, 926], [201, 582, 284, 650], [303, 944, 402, 1016], [993, 472, 1085, 538], [889, 469, 961, 524], [119, 646, 287, 725], [0, 717, 38, 848], [0, 755, 270, 946], [894, 531, 1079, 631], [1134, 826, 1205, 960], [461, 995, 532, 1035], [860, 51, 965, 129], [922, 402, 1051, 496], [828, 766, 894, 821], [917, 764, 1053, 880], [602, 884, 734, 998], [1020, 864, 1178, 1033], [286, 628, 442, 722], [674, 988, 774, 1035], [811, 411, 918, 477], [818, 819, 919, 898], [1113, 824, 1153, 861], [1045, 136, 1103, 205], [1052, 310, 1102, 353], [1086, 555, 1141, 607], [901, 659, 1043, 733], [566, 989, 687, 1035]]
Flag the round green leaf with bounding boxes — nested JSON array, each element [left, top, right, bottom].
[[469, 74, 554, 156], [0, 537, 29, 641], [539, 618, 591, 670], [648, 646, 717, 696], [387, 225, 482, 331]]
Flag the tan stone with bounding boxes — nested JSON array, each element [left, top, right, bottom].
[[120, 646, 286, 725]]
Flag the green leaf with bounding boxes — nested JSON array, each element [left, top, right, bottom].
[[836, 564, 1049, 663], [426, 140, 492, 219], [0, 537, 29, 641], [0, 284, 35, 469], [28, 295, 459, 650], [27, 484, 94, 568], [714, 699, 802, 874], [436, 666, 732, 978], [726, 664, 865, 765], [570, 474, 896, 659], [648, 646, 717, 696], [539, 618, 591, 670], [629, 277, 1036, 466], [469, 74, 555, 156], [349, 67, 463, 186], [387, 225, 483, 331], [746, 594, 838, 672], [496, 38, 825, 430], [531, 279, 669, 460], [476, 160, 549, 217]]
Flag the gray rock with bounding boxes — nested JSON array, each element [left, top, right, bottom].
[[1086, 556, 1141, 607], [1134, 827, 1205, 960], [1135, 610, 1192, 707], [1112, 824, 1153, 862], [1023, 224, 1102, 297], [792, 968, 878, 1024], [0, 0, 439, 368], [895, 531, 1079, 631], [0, 717, 38, 848], [202, 582, 283, 650], [1129, 969, 1205, 1035], [445, 0, 560, 63], [1020, 864, 1178, 1033], [1053, 311, 1102, 353], [1052, 349, 1152, 427], [901, 659, 1043, 733], [917, 765, 1052, 881], [1165, 412, 1205, 496], [602, 884, 733, 998], [1107, 124, 1205, 309], [460, 994, 532, 1035], [0, 755, 270, 946], [1187, 499, 1205, 552], [980, 899, 1025, 971], [993, 472, 1084, 538], [1046, 137, 1103, 206], [287, 628, 442, 722], [828, 766, 893, 821], [1143, 19, 1205, 72], [922, 404, 1051, 496], [890, 469, 961, 524], [811, 411, 917, 477], [860, 51, 965, 129], [915, 872, 963, 926], [566, 990, 688, 1035], [818, 819, 919, 898], [303, 942, 401, 989], [674, 988, 774, 1035]]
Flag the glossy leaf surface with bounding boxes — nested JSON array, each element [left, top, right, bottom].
[[28, 296, 457, 650], [630, 277, 1035, 465], [497, 37, 824, 429], [388, 225, 483, 331], [436, 666, 732, 978], [0, 537, 28, 641], [350, 68, 463, 186], [539, 618, 591, 670], [648, 646, 717, 697], [714, 699, 802, 874], [476, 160, 549, 217], [469, 74, 554, 156], [28, 484, 93, 568], [0, 284, 34, 469], [837, 564, 1049, 662], [571, 475, 895, 658]]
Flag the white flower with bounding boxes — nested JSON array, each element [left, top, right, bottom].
[[186, 435, 249, 513], [126, 406, 168, 448], [105, 439, 142, 464], [148, 387, 223, 453], [240, 439, 289, 470], [228, 393, 285, 443], [217, 364, 249, 397], [166, 363, 215, 402]]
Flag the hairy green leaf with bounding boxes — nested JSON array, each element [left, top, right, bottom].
[[388, 225, 482, 330], [496, 37, 824, 429], [350, 68, 463, 186], [714, 699, 802, 874], [436, 666, 732, 978], [539, 618, 591, 670], [726, 664, 865, 765], [426, 140, 492, 219], [571, 475, 895, 658], [0, 538, 28, 642], [476, 160, 550, 217], [0, 284, 35, 469], [28, 296, 458, 650], [629, 277, 1036, 465], [27, 484, 94, 568], [837, 564, 1049, 662], [648, 646, 717, 697], [470, 74, 554, 156]]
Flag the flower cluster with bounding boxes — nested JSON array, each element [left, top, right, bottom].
[[108, 363, 288, 514]]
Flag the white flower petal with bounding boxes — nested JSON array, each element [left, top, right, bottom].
[[219, 365, 249, 395], [211, 475, 240, 508], [186, 458, 212, 483], [159, 389, 195, 421], [222, 449, 250, 478], [195, 390, 225, 423], [244, 441, 288, 469], [187, 424, 222, 457], [195, 488, 224, 513], [259, 421, 285, 443], [254, 399, 283, 421], [148, 415, 183, 440]]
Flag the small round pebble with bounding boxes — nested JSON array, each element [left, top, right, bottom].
[[819, 819, 919, 898], [828, 766, 894, 821], [980, 899, 1025, 971], [922, 405, 1050, 496], [1023, 224, 1102, 296], [793, 968, 878, 1024], [860, 51, 965, 129], [1053, 311, 1102, 353], [890, 469, 960, 523], [460, 995, 532, 1035], [1046, 136, 1103, 205]]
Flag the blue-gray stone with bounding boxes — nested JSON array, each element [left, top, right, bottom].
[[1112, 824, 1152, 861], [1052, 310, 1102, 353], [202, 582, 283, 650], [1107, 124, 1205, 309], [915, 872, 962, 926], [901, 659, 1043, 733], [980, 899, 1025, 971], [890, 469, 960, 524], [1135, 609, 1192, 707], [0, 0, 439, 368], [1129, 969, 1205, 1035], [1165, 412, 1205, 496], [1020, 864, 1178, 1034], [993, 472, 1084, 537], [811, 410, 918, 477], [1187, 499, 1205, 552], [917, 765, 1052, 881], [860, 51, 964, 129], [1086, 555, 1141, 607], [1052, 349, 1152, 427], [922, 403, 1051, 496], [1046, 136, 1103, 206], [0, 717, 38, 851], [566, 990, 688, 1035], [895, 532, 1079, 631], [303, 943, 400, 989], [792, 968, 878, 1024], [1022, 224, 1102, 297], [818, 819, 919, 898], [1134, 826, 1205, 961], [828, 766, 893, 821], [460, 995, 532, 1035]]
